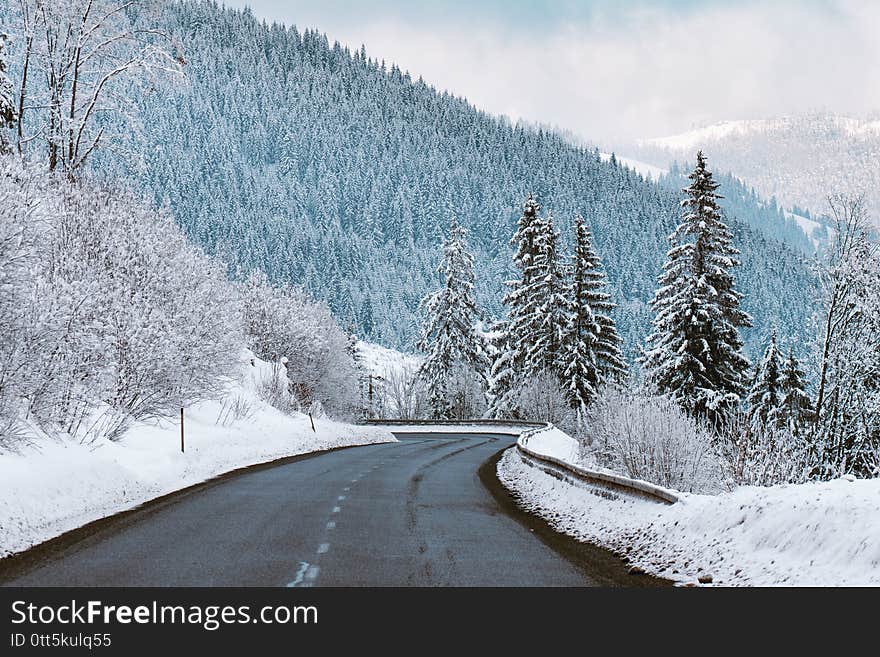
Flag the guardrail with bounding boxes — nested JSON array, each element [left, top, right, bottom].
[[516, 424, 680, 505], [366, 419, 678, 505], [363, 418, 544, 433]]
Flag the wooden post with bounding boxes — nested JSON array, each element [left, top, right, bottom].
[[180, 407, 185, 453], [309, 412, 316, 432]]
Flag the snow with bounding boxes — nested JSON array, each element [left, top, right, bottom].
[[639, 119, 774, 151], [639, 116, 880, 151], [356, 340, 421, 380], [499, 445, 880, 586], [784, 210, 826, 247], [599, 152, 667, 180], [0, 350, 396, 559], [519, 425, 579, 462]]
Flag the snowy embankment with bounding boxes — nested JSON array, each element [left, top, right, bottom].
[[0, 351, 395, 559], [499, 430, 880, 586], [356, 340, 421, 379]]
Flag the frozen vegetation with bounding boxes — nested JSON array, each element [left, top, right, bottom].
[[0, 0, 818, 354], [499, 437, 880, 587], [0, 352, 394, 558]]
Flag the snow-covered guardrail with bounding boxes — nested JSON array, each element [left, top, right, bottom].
[[366, 419, 679, 505], [364, 419, 544, 434], [516, 424, 680, 505]]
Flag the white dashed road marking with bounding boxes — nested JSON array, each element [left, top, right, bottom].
[[286, 561, 310, 588]]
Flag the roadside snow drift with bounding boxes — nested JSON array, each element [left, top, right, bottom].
[[499, 433, 880, 586], [0, 352, 395, 559]]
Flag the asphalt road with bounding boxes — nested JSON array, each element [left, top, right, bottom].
[[0, 433, 667, 587]]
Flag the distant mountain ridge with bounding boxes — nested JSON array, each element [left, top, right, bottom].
[[629, 112, 880, 224]]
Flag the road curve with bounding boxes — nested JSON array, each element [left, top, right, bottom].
[[0, 433, 667, 587]]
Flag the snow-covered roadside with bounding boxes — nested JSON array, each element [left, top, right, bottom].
[[0, 352, 395, 559], [499, 439, 880, 586]]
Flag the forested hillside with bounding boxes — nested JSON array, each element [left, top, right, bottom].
[[78, 1, 815, 356]]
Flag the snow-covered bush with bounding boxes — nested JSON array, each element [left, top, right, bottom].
[[510, 371, 575, 428], [0, 158, 243, 444], [255, 361, 297, 415], [719, 413, 813, 487], [583, 385, 725, 493], [379, 363, 430, 420], [442, 364, 488, 420], [240, 272, 360, 418]]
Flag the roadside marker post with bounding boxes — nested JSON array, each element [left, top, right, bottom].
[[180, 407, 185, 453], [309, 412, 316, 432]]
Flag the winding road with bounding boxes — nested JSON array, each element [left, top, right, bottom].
[[0, 433, 667, 587]]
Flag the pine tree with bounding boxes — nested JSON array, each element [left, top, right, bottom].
[[489, 194, 544, 415], [561, 215, 626, 414], [0, 33, 16, 155], [747, 329, 783, 427], [527, 210, 569, 375], [779, 348, 812, 436], [417, 216, 487, 418], [641, 151, 752, 425]]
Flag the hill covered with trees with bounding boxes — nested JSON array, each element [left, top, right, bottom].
[[67, 2, 816, 356]]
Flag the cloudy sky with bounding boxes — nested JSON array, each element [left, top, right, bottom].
[[224, 1, 880, 145]]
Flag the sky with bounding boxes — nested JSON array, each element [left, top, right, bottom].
[[224, 1, 880, 146]]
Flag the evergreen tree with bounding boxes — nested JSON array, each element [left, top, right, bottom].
[[779, 348, 812, 436], [0, 33, 16, 154], [528, 210, 569, 375], [747, 329, 783, 427], [641, 151, 752, 425], [23, 1, 818, 353], [561, 215, 626, 414], [490, 194, 544, 415], [417, 216, 487, 418]]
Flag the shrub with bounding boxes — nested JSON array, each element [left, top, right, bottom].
[[584, 385, 725, 493]]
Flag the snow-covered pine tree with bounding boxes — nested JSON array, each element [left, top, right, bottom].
[[417, 216, 487, 418], [640, 151, 752, 425], [561, 215, 626, 414], [746, 329, 783, 427], [0, 33, 16, 154], [489, 194, 544, 416], [528, 210, 569, 375], [778, 348, 812, 436]]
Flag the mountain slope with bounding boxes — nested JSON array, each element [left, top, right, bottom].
[[86, 1, 816, 357], [632, 113, 880, 223]]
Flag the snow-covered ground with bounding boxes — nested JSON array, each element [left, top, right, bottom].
[[499, 430, 880, 586], [519, 425, 580, 462], [356, 340, 421, 380], [599, 152, 667, 181], [0, 351, 395, 559]]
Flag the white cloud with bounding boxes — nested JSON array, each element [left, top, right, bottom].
[[226, 1, 880, 144]]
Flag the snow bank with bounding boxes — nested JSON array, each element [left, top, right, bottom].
[[499, 448, 880, 586], [599, 152, 667, 181], [519, 425, 580, 462], [0, 351, 395, 559]]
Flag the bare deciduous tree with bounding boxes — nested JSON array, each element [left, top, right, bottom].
[[15, 0, 179, 174], [813, 194, 880, 476]]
